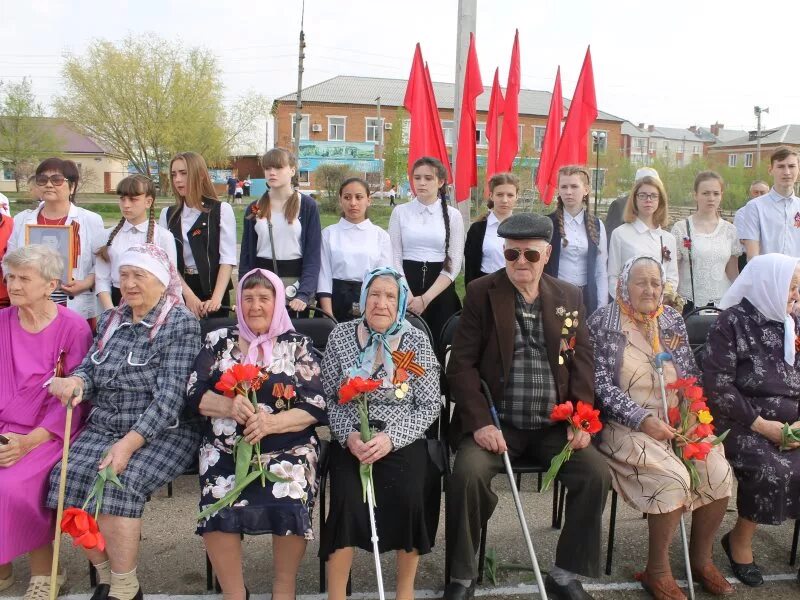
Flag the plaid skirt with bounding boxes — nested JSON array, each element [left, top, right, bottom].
[[46, 425, 200, 518]]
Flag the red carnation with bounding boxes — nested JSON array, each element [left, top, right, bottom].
[[61, 507, 105, 551], [338, 376, 381, 404], [215, 363, 263, 397]]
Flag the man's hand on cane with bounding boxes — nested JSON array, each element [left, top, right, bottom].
[[49, 376, 84, 407], [474, 424, 508, 454]]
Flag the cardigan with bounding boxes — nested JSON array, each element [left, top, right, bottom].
[[463, 218, 488, 285]]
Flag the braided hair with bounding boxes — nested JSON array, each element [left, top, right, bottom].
[[556, 165, 601, 250], [96, 174, 157, 262], [412, 156, 451, 271]]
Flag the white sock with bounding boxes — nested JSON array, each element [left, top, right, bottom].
[[549, 566, 577, 585], [93, 561, 111, 586], [109, 568, 139, 600]]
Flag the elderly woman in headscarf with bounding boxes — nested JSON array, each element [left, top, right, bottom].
[[588, 255, 733, 600], [319, 267, 441, 600], [186, 268, 326, 600], [47, 243, 201, 600], [704, 253, 800, 589]]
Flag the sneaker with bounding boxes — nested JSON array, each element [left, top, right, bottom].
[[24, 571, 66, 600]]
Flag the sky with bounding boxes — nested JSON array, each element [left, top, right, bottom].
[[0, 0, 796, 141]]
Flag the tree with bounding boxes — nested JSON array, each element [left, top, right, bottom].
[[55, 36, 268, 185], [382, 108, 408, 192], [315, 163, 357, 211], [0, 78, 63, 191]]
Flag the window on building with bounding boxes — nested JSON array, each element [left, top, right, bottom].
[[290, 114, 310, 141], [402, 119, 410, 144], [591, 129, 608, 153], [635, 139, 647, 154], [590, 168, 606, 192], [365, 118, 384, 143], [518, 124, 525, 145], [328, 116, 346, 141], [534, 126, 546, 151], [442, 120, 455, 146], [1, 162, 13, 180], [692, 145, 701, 155], [298, 170, 310, 184], [476, 123, 487, 147], [744, 152, 753, 168], [728, 154, 737, 167]]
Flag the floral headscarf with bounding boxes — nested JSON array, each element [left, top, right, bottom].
[[98, 243, 184, 351], [615, 255, 666, 353], [351, 267, 412, 383], [236, 268, 295, 365]]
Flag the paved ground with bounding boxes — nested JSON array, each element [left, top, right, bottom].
[[2, 464, 798, 600]]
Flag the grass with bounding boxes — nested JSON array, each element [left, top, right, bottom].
[[7, 194, 467, 299]]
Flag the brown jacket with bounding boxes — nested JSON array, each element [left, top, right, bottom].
[[446, 269, 595, 447]]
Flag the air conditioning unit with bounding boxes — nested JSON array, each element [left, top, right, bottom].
[[311, 123, 323, 132], [384, 122, 393, 130]]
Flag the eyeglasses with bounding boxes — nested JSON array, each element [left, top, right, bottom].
[[636, 192, 660, 201], [35, 174, 70, 187], [503, 248, 542, 263]]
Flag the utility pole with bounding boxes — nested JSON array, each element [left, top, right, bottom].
[[453, 0, 478, 230], [293, 0, 306, 157], [754, 105, 769, 169], [376, 96, 385, 195]]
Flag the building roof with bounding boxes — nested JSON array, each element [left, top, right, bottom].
[[275, 75, 625, 122], [620, 122, 706, 143], [622, 121, 648, 137], [710, 124, 800, 148], [695, 126, 748, 144]]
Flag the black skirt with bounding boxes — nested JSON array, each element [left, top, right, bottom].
[[403, 260, 461, 352], [318, 439, 440, 559], [331, 279, 362, 323], [184, 273, 231, 319]]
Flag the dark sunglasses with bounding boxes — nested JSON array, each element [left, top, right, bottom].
[[503, 248, 542, 263], [35, 174, 71, 186]]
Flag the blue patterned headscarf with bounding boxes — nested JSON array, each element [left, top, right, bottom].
[[350, 267, 412, 382]]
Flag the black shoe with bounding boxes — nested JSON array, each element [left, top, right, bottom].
[[442, 581, 475, 600], [721, 532, 763, 587], [90, 584, 110, 600], [108, 588, 143, 600], [544, 574, 593, 600]]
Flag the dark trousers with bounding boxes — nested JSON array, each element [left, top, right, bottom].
[[446, 423, 610, 580]]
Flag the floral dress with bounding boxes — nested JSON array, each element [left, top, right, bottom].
[[187, 328, 327, 538]]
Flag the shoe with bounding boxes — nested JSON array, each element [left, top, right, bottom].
[[23, 571, 66, 600], [442, 581, 475, 600], [544, 574, 593, 600], [90, 583, 110, 600], [634, 571, 686, 600], [691, 562, 734, 596], [0, 570, 14, 593], [108, 588, 143, 600], [721, 532, 763, 587]]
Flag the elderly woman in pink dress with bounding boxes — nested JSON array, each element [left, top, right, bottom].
[[0, 245, 93, 600]]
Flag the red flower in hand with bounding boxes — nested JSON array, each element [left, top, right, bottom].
[[571, 401, 603, 434], [694, 423, 714, 438], [338, 376, 382, 404], [683, 441, 712, 460], [550, 401, 575, 422], [666, 377, 698, 391], [690, 399, 709, 412], [668, 406, 681, 426], [215, 364, 263, 397], [61, 507, 105, 551], [684, 385, 704, 401]]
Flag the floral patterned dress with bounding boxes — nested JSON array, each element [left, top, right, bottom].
[[187, 328, 327, 538]]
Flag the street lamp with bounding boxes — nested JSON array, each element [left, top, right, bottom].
[[592, 131, 607, 214]]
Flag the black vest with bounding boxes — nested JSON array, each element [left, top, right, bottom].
[[545, 211, 601, 314], [166, 198, 228, 299]]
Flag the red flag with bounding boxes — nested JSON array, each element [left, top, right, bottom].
[[485, 68, 505, 187], [497, 30, 520, 173], [403, 45, 451, 188], [536, 66, 564, 205], [546, 47, 598, 197], [454, 33, 483, 203]]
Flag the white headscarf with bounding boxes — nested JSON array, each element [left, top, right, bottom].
[[719, 253, 800, 364]]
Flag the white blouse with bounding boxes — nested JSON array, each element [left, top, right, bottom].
[[388, 198, 465, 281], [671, 216, 740, 306], [254, 211, 302, 260], [94, 220, 178, 294], [480, 211, 506, 275], [557, 209, 609, 308], [158, 203, 238, 268], [318, 218, 393, 295], [607, 219, 679, 295]]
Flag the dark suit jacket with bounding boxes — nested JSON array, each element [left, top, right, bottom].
[[446, 269, 595, 447], [463, 218, 488, 285]]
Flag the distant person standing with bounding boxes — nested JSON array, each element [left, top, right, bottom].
[[226, 174, 237, 203], [737, 146, 800, 259], [234, 180, 244, 205], [604, 167, 659, 240], [243, 175, 251, 197], [388, 185, 397, 207], [733, 180, 770, 271]]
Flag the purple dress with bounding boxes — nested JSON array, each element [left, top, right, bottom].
[[0, 305, 92, 563]]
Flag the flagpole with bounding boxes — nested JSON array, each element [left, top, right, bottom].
[[453, 0, 477, 230]]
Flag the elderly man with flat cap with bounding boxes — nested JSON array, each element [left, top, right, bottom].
[[444, 213, 610, 600]]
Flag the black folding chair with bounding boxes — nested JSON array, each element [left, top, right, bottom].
[[683, 306, 722, 365]]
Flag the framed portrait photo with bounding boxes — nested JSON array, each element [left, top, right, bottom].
[[25, 224, 74, 283]]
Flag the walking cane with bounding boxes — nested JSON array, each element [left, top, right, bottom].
[[481, 381, 548, 600], [49, 351, 74, 600], [365, 478, 386, 600], [654, 352, 696, 600]]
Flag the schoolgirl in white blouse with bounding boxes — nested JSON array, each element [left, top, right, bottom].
[[318, 177, 392, 321], [96, 175, 177, 310], [388, 156, 464, 348]]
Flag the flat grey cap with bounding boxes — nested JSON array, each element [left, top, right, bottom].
[[497, 213, 553, 242]]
